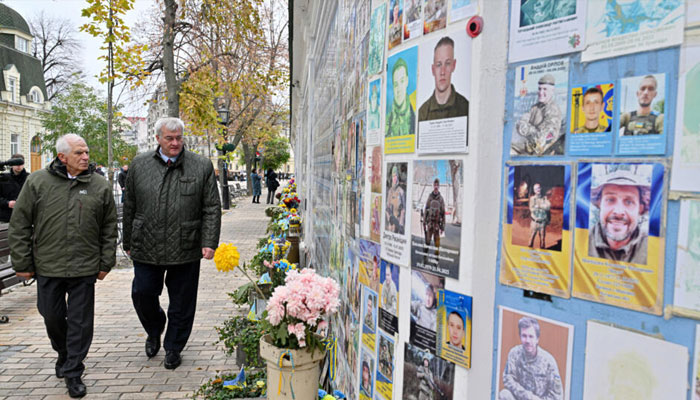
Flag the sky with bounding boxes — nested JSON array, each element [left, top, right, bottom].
[[3, 0, 156, 116]]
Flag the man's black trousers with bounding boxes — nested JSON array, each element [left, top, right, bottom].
[[267, 189, 277, 204], [36, 274, 97, 378], [131, 261, 200, 353]]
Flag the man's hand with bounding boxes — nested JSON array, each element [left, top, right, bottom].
[[202, 247, 215, 260], [8, 200, 15, 208], [97, 271, 109, 280], [15, 272, 33, 279]]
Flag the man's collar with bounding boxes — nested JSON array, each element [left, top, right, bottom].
[[432, 84, 457, 107], [158, 147, 179, 163]]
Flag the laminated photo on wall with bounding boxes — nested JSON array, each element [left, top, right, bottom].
[[378, 259, 400, 335], [370, 193, 382, 243], [369, 146, 383, 194], [388, 0, 403, 50], [416, 27, 471, 154], [582, 0, 684, 62], [573, 161, 666, 315], [500, 163, 572, 298], [508, 0, 585, 63], [361, 285, 379, 352], [402, 342, 455, 400], [410, 270, 445, 352], [436, 290, 472, 369], [359, 239, 381, 293], [672, 38, 700, 192], [672, 199, 700, 312], [359, 347, 377, 400], [375, 331, 396, 400], [382, 162, 411, 266], [385, 46, 418, 154], [411, 159, 463, 279], [449, 0, 477, 23], [510, 58, 569, 156], [568, 82, 614, 156], [403, 0, 423, 42], [368, 78, 383, 145], [616, 73, 667, 155], [369, 3, 387, 77], [583, 321, 688, 400], [497, 306, 573, 400], [423, 0, 447, 34]]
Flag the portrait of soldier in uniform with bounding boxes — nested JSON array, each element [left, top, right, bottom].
[[423, 178, 446, 255], [528, 183, 551, 249], [418, 36, 469, 122], [385, 164, 407, 235], [588, 164, 651, 265], [388, 0, 402, 49], [378, 335, 394, 378], [619, 74, 664, 136], [403, 342, 455, 400], [573, 86, 610, 133], [364, 292, 376, 331], [386, 57, 416, 138], [368, 80, 381, 131], [446, 311, 466, 351], [499, 317, 563, 400], [512, 74, 564, 156]]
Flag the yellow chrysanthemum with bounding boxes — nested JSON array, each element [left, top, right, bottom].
[[256, 380, 265, 388], [214, 243, 240, 272], [290, 208, 297, 214]]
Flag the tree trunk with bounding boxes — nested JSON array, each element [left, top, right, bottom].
[[107, 2, 114, 186], [163, 0, 179, 118], [242, 142, 256, 195]]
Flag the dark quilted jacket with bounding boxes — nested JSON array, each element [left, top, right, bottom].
[[123, 148, 221, 265]]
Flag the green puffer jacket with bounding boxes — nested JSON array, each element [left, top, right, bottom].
[[123, 148, 221, 265], [9, 159, 118, 277]]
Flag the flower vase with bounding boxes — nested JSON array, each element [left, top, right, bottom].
[[259, 335, 325, 400]]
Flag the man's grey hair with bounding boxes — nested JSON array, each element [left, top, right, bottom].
[[56, 134, 86, 155], [155, 117, 185, 136]]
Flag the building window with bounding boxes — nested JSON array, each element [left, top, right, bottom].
[[15, 36, 29, 53], [29, 88, 43, 103], [8, 77, 17, 103], [11, 134, 20, 155]]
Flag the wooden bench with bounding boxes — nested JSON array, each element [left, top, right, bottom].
[[0, 222, 31, 323]]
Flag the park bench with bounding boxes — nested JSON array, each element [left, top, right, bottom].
[[0, 222, 33, 323]]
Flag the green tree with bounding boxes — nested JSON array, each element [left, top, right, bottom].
[[41, 83, 136, 166], [260, 135, 290, 171]]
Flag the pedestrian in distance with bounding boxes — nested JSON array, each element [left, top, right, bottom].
[[117, 164, 128, 203], [123, 117, 221, 370], [266, 168, 279, 204], [251, 168, 262, 203], [9, 134, 118, 398]]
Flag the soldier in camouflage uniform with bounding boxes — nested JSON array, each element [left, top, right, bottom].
[[528, 183, 551, 249], [620, 75, 664, 136], [423, 178, 446, 255], [511, 74, 563, 156], [385, 165, 406, 234], [417, 358, 439, 400], [386, 58, 416, 138], [499, 317, 563, 400]]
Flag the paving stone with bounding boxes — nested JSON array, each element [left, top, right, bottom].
[[0, 199, 267, 398]]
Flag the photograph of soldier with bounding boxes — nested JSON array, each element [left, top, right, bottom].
[[402, 342, 455, 400], [370, 194, 382, 242], [387, 0, 403, 50], [511, 73, 566, 155], [445, 311, 466, 351], [403, 0, 422, 40], [410, 270, 445, 351], [571, 85, 612, 133], [368, 3, 386, 76], [362, 285, 379, 350], [497, 307, 572, 400], [519, 0, 576, 28], [423, 0, 446, 34], [385, 163, 408, 235], [360, 350, 376, 400], [411, 160, 463, 278], [386, 56, 416, 138], [619, 74, 665, 136], [511, 165, 565, 251], [588, 163, 652, 265], [380, 260, 399, 315], [418, 36, 469, 122], [359, 239, 381, 291], [378, 333, 395, 380], [368, 79, 381, 132], [370, 146, 382, 193]]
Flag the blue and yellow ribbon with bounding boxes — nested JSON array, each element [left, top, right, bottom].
[[322, 336, 338, 381], [277, 350, 296, 399]]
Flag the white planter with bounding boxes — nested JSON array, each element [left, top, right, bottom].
[[259, 336, 325, 400]]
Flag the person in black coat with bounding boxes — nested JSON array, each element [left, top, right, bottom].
[[117, 165, 128, 202], [0, 153, 29, 223], [265, 168, 279, 204]]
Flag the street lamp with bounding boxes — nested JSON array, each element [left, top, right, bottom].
[[217, 104, 231, 210]]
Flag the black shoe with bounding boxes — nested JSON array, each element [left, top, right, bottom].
[[65, 376, 86, 398], [145, 334, 161, 358], [164, 351, 182, 369], [55, 354, 66, 378]]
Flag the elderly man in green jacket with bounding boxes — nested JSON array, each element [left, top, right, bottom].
[[9, 133, 117, 398], [123, 117, 221, 370]]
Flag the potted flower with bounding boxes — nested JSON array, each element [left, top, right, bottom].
[[259, 268, 340, 400]]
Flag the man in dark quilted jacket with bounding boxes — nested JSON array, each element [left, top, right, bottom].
[[123, 117, 221, 370]]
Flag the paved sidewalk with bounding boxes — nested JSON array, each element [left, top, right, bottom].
[[0, 197, 269, 399]]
